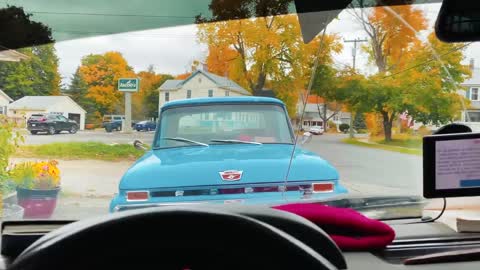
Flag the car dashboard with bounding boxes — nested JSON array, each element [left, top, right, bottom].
[[2, 213, 480, 270]]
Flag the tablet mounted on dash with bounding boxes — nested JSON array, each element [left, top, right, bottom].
[[424, 132, 480, 198]]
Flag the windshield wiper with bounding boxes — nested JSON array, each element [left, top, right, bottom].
[[210, 139, 262, 145], [159, 137, 209, 147]]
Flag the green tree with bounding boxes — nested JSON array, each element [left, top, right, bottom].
[[142, 75, 173, 120], [65, 68, 97, 123], [353, 112, 367, 130], [135, 65, 174, 120], [0, 44, 61, 99], [0, 116, 23, 205]]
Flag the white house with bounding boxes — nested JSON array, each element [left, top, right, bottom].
[[7, 96, 87, 130], [158, 69, 251, 109], [0, 89, 13, 115], [458, 59, 480, 131], [295, 93, 351, 129]]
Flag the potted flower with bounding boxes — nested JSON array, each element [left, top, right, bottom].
[[10, 160, 61, 219]]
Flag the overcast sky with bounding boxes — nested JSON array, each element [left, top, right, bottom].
[[55, 3, 480, 86]]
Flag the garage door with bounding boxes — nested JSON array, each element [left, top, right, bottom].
[[68, 113, 81, 125]]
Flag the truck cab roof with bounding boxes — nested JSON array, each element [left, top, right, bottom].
[[161, 97, 285, 110]]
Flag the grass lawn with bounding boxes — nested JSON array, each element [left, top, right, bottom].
[[15, 142, 146, 161], [370, 134, 423, 149], [342, 138, 422, 156]]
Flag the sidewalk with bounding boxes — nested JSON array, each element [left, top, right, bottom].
[[11, 158, 133, 197]]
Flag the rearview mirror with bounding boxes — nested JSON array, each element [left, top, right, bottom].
[[301, 132, 312, 145], [133, 140, 147, 151], [436, 0, 480, 42]]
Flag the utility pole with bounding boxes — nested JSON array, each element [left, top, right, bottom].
[[344, 38, 368, 138]]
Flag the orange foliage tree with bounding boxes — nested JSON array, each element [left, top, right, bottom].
[[198, 14, 342, 115], [350, 3, 427, 73], [78, 52, 136, 116], [175, 73, 192, 80]]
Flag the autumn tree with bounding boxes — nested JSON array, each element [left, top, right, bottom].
[[198, 14, 342, 115], [175, 73, 192, 80], [398, 33, 471, 125], [205, 44, 239, 77], [198, 0, 343, 115], [328, 32, 470, 141], [343, 3, 469, 141], [78, 51, 135, 116], [350, 3, 427, 73]]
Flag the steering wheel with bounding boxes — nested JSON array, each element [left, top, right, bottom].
[[9, 207, 338, 270]]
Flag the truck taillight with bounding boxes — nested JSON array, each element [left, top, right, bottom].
[[126, 191, 149, 201], [312, 183, 334, 193]]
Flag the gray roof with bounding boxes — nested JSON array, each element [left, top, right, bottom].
[[8, 96, 86, 112], [462, 68, 480, 86], [159, 70, 251, 95], [158, 80, 183, 90]]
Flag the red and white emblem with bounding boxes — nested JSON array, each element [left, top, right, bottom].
[[219, 170, 243, 181]]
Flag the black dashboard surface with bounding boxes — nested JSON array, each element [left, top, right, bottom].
[[2, 220, 480, 269], [345, 221, 480, 269]]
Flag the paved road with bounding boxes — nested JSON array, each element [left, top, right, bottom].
[[8, 133, 424, 219], [23, 131, 422, 196], [23, 130, 155, 145], [303, 134, 423, 197]]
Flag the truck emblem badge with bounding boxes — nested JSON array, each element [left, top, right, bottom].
[[219, 170, 243, 181]]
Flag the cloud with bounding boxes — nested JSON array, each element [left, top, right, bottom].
[[55, 24, 206, 85]]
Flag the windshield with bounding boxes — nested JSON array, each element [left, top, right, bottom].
[[155, 104, 293, 148], [0, 0, 477, 221]]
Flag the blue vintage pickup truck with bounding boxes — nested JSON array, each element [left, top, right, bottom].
[[110, 97, 347, 212]]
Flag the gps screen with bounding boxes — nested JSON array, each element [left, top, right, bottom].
[[436, 139, 480, 190]]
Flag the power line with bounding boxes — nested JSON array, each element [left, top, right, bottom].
[[29, 10, 196, 19], [55, 30, 198, 38], [344, 38, 368, 70], [383, 42, 473, 79]]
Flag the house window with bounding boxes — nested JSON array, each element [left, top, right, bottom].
[[187, 90, 192, 99], [471, 87, 479, 101], [467, 111, 480, 122], [165, 92, 170, 102], [225, 91, 230, 96], [208, 90, 213, 97]]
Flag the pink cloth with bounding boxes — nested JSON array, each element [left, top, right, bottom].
[[273, 203, 395, 251]]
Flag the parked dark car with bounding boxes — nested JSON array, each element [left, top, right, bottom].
[[135, 121, 156, 131], [27, 114, 79, 135], [102, 115, 124, 132], [104, 120, 123, 132]]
